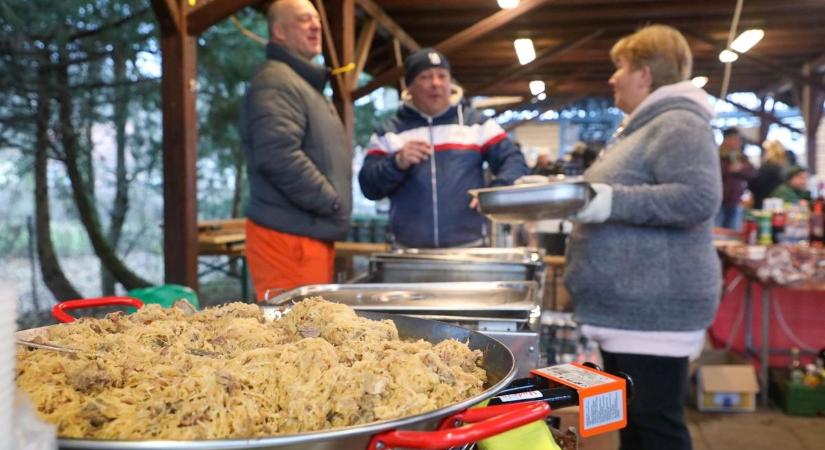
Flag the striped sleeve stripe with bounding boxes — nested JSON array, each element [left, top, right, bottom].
[[366, 148, 389, 156], [480, 132, 508, 151]]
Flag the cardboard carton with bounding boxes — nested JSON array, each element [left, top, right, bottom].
[[696, 364, 759, 412]]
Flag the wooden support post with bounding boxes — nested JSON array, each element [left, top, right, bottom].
[[325, 0, 355, 144], [159, 26, 199, 290], [801, 63, 825, 173], [759, 95, 772, 146]]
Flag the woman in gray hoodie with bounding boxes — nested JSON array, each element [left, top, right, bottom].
[[565, 25, 722, 450]]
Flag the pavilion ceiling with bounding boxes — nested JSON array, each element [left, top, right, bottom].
[[359, 0, 825, 105]]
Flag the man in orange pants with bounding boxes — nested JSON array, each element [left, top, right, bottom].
[[239, 0, 352, 301]]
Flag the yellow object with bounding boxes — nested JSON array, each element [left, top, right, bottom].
[[477, 419, 562, 450], [331, 62, 356, 76]]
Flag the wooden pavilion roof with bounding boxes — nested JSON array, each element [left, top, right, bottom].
[[359, 0, 825, 107], [150, 0, 825, 291]]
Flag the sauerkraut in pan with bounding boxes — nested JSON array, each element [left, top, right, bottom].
[[15, 298, 486, 440]]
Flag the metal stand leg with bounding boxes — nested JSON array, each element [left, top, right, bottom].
[[761, 287, 770, 406], [241, 256, 249, 302], [744, 280, 753, 352]]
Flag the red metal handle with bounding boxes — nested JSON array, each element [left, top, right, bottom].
[[367, 401, 550, 450], [52, 297, 144, 323]]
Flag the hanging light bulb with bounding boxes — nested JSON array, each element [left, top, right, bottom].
[[497, 0, 520, 9]]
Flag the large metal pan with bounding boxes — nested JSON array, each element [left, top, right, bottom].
[[469, 178, 594, 222], [15, 298, 541, 450]]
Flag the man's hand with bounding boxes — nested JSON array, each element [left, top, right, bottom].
[[469, 197, 480, 211], [394, 140, 432, 170]]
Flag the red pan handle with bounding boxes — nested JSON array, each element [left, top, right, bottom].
[[52, 296, 144, 323], [367, 400, 550, 450]]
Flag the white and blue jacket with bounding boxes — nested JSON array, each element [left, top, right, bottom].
[[358, 89, 528, 248]]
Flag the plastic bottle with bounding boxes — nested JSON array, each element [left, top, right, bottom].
[[811, 199, 825, 247], [789, 347, 804, 384]]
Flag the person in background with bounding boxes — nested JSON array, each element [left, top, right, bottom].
[[532, 153, 557, 176], [716, 127, 755, 230], [748, 140, 789, 210], [770, 166, 811, 205], [239, 0, 352, 300], [358, 48, 528, 248], [564, 25, 721, 450]]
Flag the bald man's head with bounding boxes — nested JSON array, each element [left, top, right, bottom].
[[267, 0, 322, 60]]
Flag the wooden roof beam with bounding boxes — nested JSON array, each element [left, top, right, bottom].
[[151, 0, 182, 34], [686, 32, 825, 92], [352, 0, 555, 99], [352, 18, 377, 90], [187, 0, 264, 36], [356, 0, 420, 52], [503, 94, 586, 132], [470, 30, 603, 95], [723, 96, 804, 135]]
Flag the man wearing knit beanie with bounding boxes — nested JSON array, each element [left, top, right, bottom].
[[359, 48, 528, 248]]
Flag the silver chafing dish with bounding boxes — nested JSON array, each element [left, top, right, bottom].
[[268, 281, 541, 378], [351, 247, 546, 300]]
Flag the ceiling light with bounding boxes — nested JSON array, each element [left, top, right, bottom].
[[537, 92, 547, 101], [730, 29, 764, 53], [529, 80, 545, 96], [719, 49, 739, 63], [513, 38, 536, 65], [497, 0, 520, 9], [691, 76, 708, 88]]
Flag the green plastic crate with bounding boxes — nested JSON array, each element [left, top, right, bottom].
[[771, 368, 825, 416], [127, 284, 199, 311]]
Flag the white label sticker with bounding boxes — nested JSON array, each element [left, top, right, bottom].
[[583, 390, 624, 430], [535, 364, 614, 388], [497, 390, 543, 403]]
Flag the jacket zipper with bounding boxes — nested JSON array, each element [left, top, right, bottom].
[[427, 117, 439, 247]]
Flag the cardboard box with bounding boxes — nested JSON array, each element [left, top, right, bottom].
[[696, 364, 759, 412], [553, 406, 618, 450]]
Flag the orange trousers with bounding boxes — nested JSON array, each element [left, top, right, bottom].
[[245, 219, 335, 302]]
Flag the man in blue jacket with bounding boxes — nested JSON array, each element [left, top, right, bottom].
[[359, 49, 528, 248]]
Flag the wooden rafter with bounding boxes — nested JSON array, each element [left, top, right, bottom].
[[187, 0, 263, 35], [470, 30, 604, 95], [352, 18, 377, 89], [150, 0, 182, 33], [356, 0, 420, 52], [352, 0, 555, 99], [503, 94, 586, 132], [724, 97, 805, 135], [686, 32, 825, 92]]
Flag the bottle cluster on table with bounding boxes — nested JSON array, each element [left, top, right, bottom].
[[743, 196, 825, 246], [788, 347, 825, 388]]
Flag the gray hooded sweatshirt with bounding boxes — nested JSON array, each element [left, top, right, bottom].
[[565, 85, 722, 332]]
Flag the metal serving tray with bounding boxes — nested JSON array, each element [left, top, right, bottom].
[[384, 247, 545, 264], [266, 281, 540, 321], [356, 248, 545, 286], [469, 178, 594, 222]]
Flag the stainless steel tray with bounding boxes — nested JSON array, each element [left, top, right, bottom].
[[266, 281, 540, 318], [469, 179, 593, 222], [383, 247, 545, 265]]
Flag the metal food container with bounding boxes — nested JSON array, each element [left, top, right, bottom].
[[268, 281, 541, 377], [353, 247, 546, 296], [469, 179, 593, 222]]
